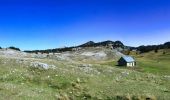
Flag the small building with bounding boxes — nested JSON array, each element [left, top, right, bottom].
[[118, 56, 136, 67]]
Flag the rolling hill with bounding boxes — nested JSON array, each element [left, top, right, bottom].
[[0, 41, 170, 100]]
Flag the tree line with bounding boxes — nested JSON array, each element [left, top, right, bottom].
[[0, 46, 20, 51], [130, 42, 170, 53]]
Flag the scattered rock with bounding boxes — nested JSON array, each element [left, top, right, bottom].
[[79, 66, 100, 75], [121, 71, 129, 77], [76, 78, 81, 83], [30, 62, 56, 69], [164, 75, 170, 79], [78, 64, 92, 67]]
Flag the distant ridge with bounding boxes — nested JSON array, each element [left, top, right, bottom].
[[131, 41, 170, 53], [24, 41, 170, 54], [78, 40, 124, 47], [25, 40, 124, 53]]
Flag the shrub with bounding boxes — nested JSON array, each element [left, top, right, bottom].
[[154, 49, 158, 53]]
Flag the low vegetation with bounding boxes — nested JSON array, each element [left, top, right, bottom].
[[0, 42, 170, 100], [131, 49, 170, 75], [0, 50, 170, 100]]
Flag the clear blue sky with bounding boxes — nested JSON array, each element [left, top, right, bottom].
[[0, 0, 170, 50]]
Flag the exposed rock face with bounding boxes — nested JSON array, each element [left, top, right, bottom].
[[0, 46, 124, 64], [28, 47, 124, 62], [81, 51, 106, 57], [0, 49, 28, 58]]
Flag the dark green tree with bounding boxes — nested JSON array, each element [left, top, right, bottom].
[[8, 46, 20, 51]]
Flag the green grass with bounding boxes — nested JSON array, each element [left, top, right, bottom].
[[133, 49, 170, 75], [100, 60, 117, 66], [0, 54, 170, 100], [137, 59, 170, 75]]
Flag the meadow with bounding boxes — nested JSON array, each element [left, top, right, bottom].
[[0, 53, 170, 100], [135, 49, 170, 75], [0, 49, 169, 100]]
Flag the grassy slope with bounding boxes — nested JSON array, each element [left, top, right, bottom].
[[133, 49, 170, 75], [0, 56, 170, 100]]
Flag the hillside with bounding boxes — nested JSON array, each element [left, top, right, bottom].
[[24, 41, 170, 58], [130, 49, 170, 75], [0, 47, 170, 99], [130, 42, 170, 53], [25, 40, 124, 54]]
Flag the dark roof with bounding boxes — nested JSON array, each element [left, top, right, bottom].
[[121, 56, 135, 62]]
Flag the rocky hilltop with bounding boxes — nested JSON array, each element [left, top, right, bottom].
[[25, 40, 125, 54]]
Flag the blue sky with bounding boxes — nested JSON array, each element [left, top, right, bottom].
[[0, 0, 170, 50]]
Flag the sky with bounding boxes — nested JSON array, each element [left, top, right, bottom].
[[0, 0, 170, 50]]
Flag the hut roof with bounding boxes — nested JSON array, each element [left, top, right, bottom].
[[122, 56, 135, 62]]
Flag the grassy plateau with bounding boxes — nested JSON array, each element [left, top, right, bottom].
[[0, 49, 170, 100]]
